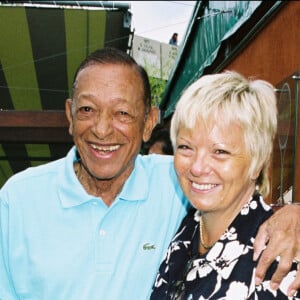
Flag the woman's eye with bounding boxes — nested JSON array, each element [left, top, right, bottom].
[[215, 149, 229, 155], [177, 144, 190, 150], [176, 144, 194, 156]]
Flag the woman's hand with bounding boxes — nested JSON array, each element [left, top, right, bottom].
[[254, 204, 300, 296]]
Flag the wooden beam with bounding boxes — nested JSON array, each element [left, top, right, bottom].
[[0, 110, 72, 143], [0, 127, 72, 143], [0, 110, 68, 127]]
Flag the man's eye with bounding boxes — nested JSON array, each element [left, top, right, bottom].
[[79, 106, 92, 113], [76, 106, 94, 119], [115, 110, 136, 123], [119, 111, 129, 116]]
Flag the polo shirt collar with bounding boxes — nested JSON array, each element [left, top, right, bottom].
[[57, 147, 149, 208], [118, 155, 149, 202]]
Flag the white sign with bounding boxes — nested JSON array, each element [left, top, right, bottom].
[[161, 43, 178, 80], [131, 35, 178, 80]]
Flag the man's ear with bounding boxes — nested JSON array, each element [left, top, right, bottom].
[[65, 99, 73, 136], [143, 106, 159, 142]]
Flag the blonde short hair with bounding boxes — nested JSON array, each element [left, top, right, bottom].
[[170, 71, 278, 197]]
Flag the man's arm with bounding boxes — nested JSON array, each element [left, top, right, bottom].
[[254, 204, 300, 296], [0, 193, 18, 299]]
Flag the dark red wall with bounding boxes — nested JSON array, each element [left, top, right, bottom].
[[222, 2, 300, 203]]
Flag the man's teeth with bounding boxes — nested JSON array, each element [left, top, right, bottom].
[[91, 144, 120, 152], [192, 182, 217, 190]]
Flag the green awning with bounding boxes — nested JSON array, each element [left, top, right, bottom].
[[160, 0, 284, 118], [0, 1, 131, 186]]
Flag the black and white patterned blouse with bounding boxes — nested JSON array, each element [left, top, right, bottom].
[[150, 193, 300, 299]]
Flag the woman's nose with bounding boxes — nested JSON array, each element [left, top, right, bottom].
[[190, 152, 210, 177]]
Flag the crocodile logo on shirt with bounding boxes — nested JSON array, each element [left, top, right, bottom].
[[143, 243, 156, 250]]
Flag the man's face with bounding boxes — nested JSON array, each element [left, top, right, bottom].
[[66, 63, 154, 181]]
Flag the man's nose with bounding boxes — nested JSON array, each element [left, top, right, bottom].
[[92, 111, 114, 138]]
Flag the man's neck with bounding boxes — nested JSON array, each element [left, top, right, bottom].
[[74, 161, 131, 207]]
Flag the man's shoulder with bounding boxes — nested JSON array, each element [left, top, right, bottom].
[[138, 154, 174, 167], [1, 157, 66, 190], [1, 147, 76, 190], [136, 154, 176, 178]]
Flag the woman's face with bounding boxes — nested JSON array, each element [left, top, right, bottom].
[[174, 116, 255, 218]]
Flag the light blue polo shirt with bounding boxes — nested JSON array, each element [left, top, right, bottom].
[[0, 147, 189, 300]]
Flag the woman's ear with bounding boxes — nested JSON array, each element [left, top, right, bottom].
[[250, 166, 263, 182], [65, 99, 74, 136], [142, 106, 159, 142]]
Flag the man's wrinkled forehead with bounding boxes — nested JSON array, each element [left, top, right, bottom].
[[73, 62, 143, 93], [72, 63, 146, 109]]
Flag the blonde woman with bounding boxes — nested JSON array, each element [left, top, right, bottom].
[[151, 71, 300, 299]]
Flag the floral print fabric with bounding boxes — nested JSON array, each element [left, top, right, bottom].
[[150, 193, 300, 299]]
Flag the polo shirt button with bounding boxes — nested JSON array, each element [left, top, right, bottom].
[[99, 229, 106, 236]]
